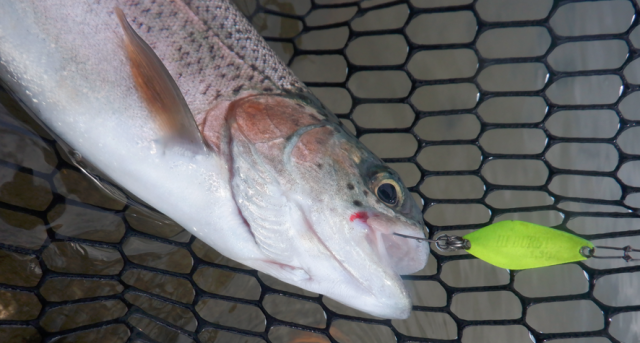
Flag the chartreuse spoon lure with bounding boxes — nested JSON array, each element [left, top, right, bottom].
[[395, 220, 639, 270]]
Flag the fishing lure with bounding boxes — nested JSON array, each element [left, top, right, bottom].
[[395, 220, 639, 270]]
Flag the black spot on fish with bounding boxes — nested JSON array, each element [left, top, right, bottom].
[[353, 200, 363, 207], [347, 183, 355, 190], [202, 83, 211, 95], [363, 190, 369, 197], [316, 163, 323, 170]]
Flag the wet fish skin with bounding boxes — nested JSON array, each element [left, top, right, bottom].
[[0, 0, 428, 319]]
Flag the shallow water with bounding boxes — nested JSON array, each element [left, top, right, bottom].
[[1, 0, 640, 342]]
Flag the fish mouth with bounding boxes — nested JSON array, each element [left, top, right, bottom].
[[256, 205, 426, 319], [354, 212, 429, 275]]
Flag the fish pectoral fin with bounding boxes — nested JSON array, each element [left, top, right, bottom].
[[115, 7, 205, 153], [261, 261, 310, 282], [230, 129, 298, 264]]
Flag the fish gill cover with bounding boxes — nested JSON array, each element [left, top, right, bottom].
[[0, 0, 639, 342]]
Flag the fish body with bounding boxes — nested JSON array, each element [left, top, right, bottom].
[[0, 0, 428, 318]]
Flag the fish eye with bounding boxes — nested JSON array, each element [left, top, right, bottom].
[[370, 172, 404, 208], [376, 182, 398, 205]]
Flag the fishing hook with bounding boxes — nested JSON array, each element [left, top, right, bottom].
[[580, 245, 640, 262]]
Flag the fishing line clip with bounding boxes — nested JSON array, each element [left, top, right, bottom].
[[393, 233, 470, 252]]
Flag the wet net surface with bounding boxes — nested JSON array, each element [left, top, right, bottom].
[[1, 0, 640, 342]]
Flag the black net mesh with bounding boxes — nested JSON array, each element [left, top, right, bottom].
[[1, 0, 640, 342]]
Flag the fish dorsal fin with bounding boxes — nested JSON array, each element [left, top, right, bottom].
[[115, 7, 205, 152]]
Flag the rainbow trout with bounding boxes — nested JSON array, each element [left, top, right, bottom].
[[0, 0, 428, 318]]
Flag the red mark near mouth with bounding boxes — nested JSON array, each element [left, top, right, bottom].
[[350, 212, 369, 222]]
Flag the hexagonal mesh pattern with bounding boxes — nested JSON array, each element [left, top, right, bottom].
[[1, 0, 640, 342]]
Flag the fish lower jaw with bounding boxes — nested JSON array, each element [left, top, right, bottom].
[[324, 282, 413, 320], [362, 296, 412, 320]]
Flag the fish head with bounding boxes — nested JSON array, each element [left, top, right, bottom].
[[228, 94, 428, 319], [284, 122, 429, 319]]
